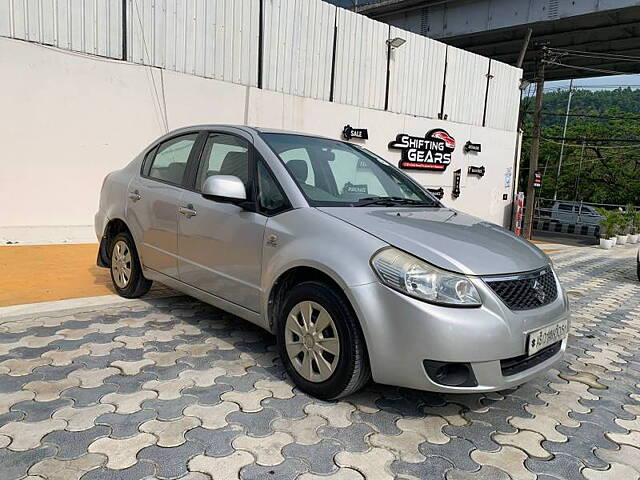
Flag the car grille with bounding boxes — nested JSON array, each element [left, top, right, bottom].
[[483, 267, 558, 311], [501, 341, 562, 377]]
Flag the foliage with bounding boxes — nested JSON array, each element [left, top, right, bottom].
[[596, 208, 619, 238], [520, 88, 640, 206]]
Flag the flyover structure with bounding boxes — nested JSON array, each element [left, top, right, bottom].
[[358, 0, 640, 81]]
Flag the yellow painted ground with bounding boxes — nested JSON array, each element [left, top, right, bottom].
[[0, 244, 117, 307]]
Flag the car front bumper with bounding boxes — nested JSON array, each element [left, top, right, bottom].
[[347, 273, 570, 393]]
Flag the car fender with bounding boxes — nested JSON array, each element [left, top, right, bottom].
[[261, 208, 387, 332]]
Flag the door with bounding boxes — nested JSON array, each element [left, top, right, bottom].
[[177, 132, 268, 312], [127, 133, 199, 278], [579, 205, 601, 226]]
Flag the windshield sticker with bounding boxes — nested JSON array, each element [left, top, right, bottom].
[[389, 129, 456, 171], [343, 183, 369, 194]]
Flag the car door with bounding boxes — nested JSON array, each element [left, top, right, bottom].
[[126, 133, 200, 278], [177, 131, 269, 312]]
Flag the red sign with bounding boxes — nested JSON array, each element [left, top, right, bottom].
[[533, 171, 543, 189], [514, 192, 525, 236]]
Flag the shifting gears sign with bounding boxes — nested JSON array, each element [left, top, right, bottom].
[[389, 129, 456, 171]]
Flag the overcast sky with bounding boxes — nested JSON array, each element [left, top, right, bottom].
[[547, 74, 640, 90]]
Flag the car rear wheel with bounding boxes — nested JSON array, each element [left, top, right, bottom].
[[277, 281, 370, 399], [109, 232, 152, 298]]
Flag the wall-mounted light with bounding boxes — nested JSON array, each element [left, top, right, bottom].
[[384, 37, 406, 111], [387, 37, 406, 49], [519, 79, 531, 91]]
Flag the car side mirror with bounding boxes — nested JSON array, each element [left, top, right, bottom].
[[202, 175, 247, 203]]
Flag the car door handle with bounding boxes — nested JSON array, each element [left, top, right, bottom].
[[128, 191, 141, 202], [179, 206, 197, 218]]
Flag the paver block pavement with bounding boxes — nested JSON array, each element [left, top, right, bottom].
[[0, 244, 637, 479]]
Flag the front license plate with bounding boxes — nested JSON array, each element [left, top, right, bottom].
[[527, 320, 568, 356]]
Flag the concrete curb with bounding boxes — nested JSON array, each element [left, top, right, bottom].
[[0, 292, 179, 322]]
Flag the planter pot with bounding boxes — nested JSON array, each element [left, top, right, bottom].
[[611, 237, 618, 246], [629, 234, 639, 244], [600, 238, 614, 250], [617, 235, 628, 245]]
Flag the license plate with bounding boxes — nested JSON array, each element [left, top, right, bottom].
[[527, 320, 568, 356]]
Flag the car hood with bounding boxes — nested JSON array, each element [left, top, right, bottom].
[[317, 207, 549, 276]]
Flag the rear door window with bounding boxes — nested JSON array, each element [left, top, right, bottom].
[[144, 134, 198, 186]]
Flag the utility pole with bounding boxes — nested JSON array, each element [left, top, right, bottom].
[[574, 138, 586, 201], [523, 51, 546, 240], [553, 78, 574, 200]]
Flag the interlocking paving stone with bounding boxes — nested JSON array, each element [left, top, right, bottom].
[[79, 459, 157, 480], [142, 395, 199, 421], [138, 441, 205, 479], [95, 409, 157, 438], [0, 245, 638, 479], [317, 422, 375, 452], [61, 384, 119, 407], [186, 425, 244, 457], [526, 452, 587, 480], [88, 432, 156, 469], [182, 385, 232, 405], [188, 451, 255, 480], [419, 437, 480, 471], [42, 425, 112, 459], [0, 445, 57, 479], [240, 457, 309, 480], [11, 398, 74, 421]]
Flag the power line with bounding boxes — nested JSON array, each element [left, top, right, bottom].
[[547, 48, 640, 63], [528, 112, 640, 120], [542, 60, 635, 77]]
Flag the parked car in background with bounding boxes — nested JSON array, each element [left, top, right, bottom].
[[95, 125, 570, 399], [551, 201, 603, 225]]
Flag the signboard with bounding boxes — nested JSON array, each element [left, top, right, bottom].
[[343, 182, 368, 194], [468, 165, 485, 177], [389, 129, 456, 171], [514, 192, 525, 236], [464, 141, 481, 153], [504, 168, 513, 189], [452, 169, 462, 198], [427, 187, 444, 200], [533, 171, 543, 188], [342, 125, 368, 140]]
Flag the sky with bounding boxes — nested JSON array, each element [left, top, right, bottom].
[[546, 74, 640, 91]]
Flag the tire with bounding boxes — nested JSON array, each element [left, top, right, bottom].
[[276, 281, 370, 399], [109, 232, 152, 298]]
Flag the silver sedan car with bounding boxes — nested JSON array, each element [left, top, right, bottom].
[[95, 125, 570, 399]]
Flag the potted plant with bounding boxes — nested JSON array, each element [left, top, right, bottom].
[[597, 208, 618, 249], [626, 206, 639, 244], [616, 209, 629, 245]]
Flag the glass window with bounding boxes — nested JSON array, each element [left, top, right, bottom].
[[257, 160, 289, 215], [558, 204, 575, 212], [261, 133, 439, 207], [196, 134, 250, 191], [146, 134, 198, 185]]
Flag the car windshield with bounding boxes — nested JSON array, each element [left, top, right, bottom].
[[261, 133, 440, 207]]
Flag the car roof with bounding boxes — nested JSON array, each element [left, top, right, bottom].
[[166, 124, 336, 141]]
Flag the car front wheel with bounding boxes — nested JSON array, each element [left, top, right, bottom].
[[277, 281, 370, 399], [109, 232, 152, 298]]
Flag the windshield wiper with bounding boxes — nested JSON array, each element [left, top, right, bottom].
[[354, 196, 436, 207]]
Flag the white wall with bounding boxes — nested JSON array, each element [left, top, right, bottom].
[[0, 37, 517, 240]]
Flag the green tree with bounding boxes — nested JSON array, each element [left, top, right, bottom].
[[519, 88, 640, 206]]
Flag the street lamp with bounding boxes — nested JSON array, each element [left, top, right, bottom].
[[387, 37, 406, 49], [384, 37, 406, 110]]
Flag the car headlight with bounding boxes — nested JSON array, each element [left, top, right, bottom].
[[371, 248, 482, 307]]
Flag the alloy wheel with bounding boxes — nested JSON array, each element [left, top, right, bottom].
[[285, 301, 341, 383], [111, 240, 132, 289]]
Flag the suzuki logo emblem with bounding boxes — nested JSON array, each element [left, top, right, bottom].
[[531, 279, 546, 303]]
